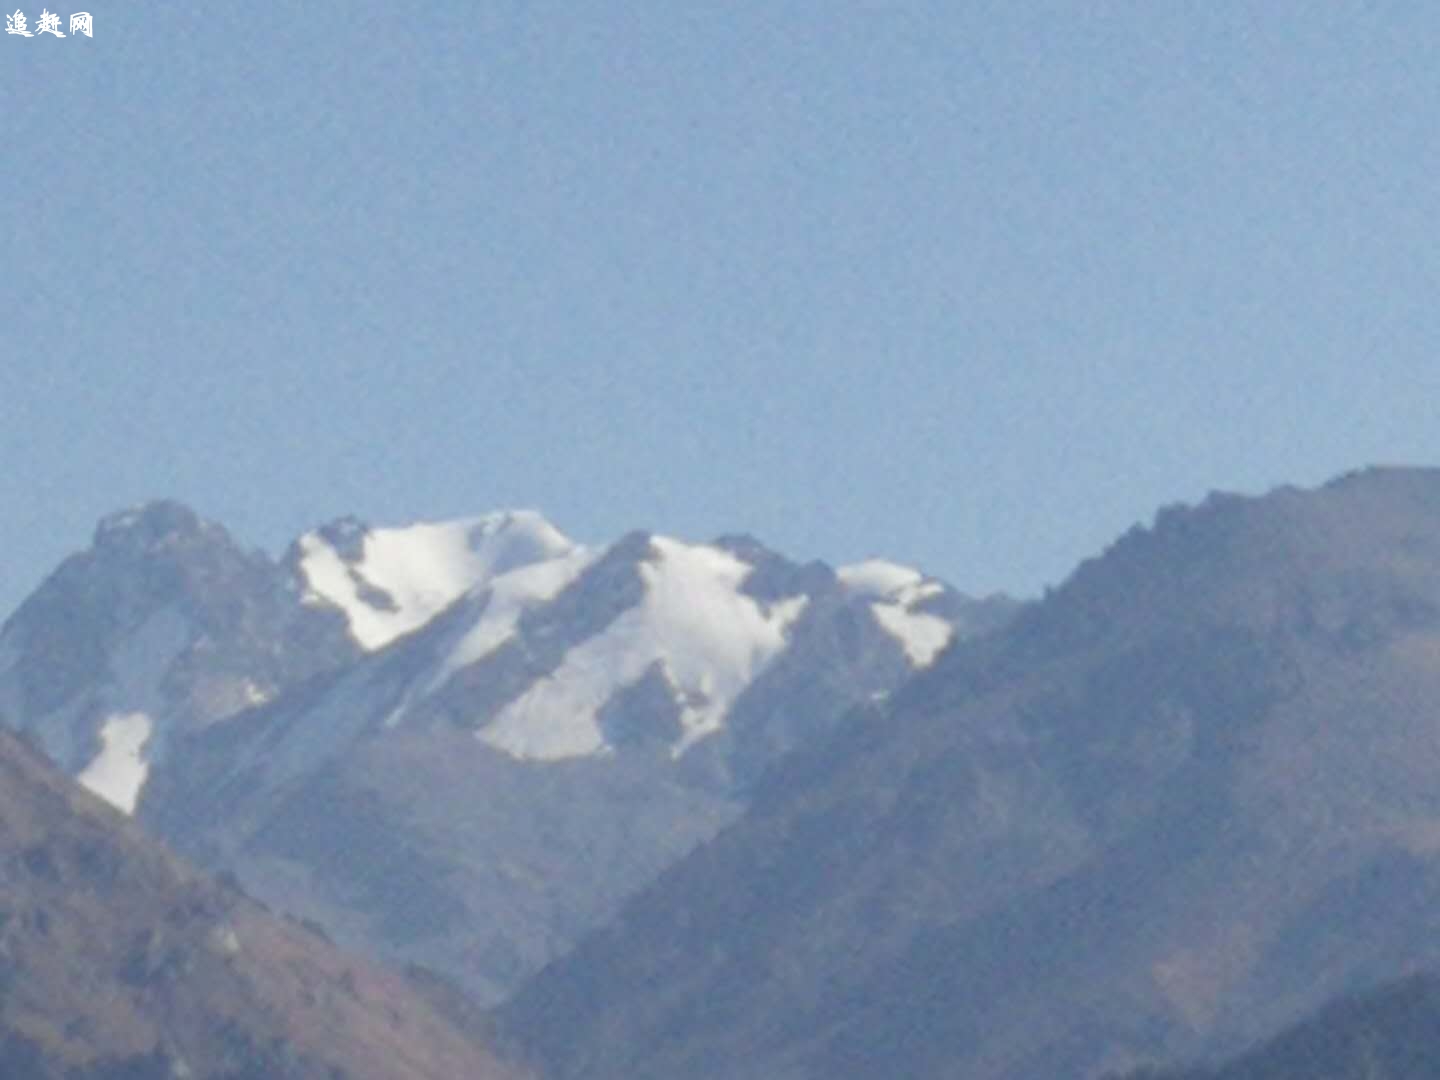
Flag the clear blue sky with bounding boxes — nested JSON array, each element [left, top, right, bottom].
[[5, 2, 1440, 619]]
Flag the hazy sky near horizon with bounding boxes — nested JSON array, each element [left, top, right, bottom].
[[5, 2, 1440, 618]]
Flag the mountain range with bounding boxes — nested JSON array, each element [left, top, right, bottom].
[[11, 468, 1440, 1078], [502, 466, 1440, 1079], [0, 501, 1013, 1004]]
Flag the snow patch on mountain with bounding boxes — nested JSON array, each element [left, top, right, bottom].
[[870, 604, 952, 667], [479, 537, 808, 761], [78, 712, 152, 814], [432, 548, 596, 686], [242, 680, 273, 707], [839, 559, 953, 667], [297, 511, 576, 650], [0, 605, 191, 779], [838, 559, 929, 599], [95, 505, 146, 534]]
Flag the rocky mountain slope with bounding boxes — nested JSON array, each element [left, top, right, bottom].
[[0, 725, 522, 1080], [1119, 972, 1440, 1079], [502, 467, 1440, 1079], [0, 502, 357, 810], [0, 502, 1014, 1003]]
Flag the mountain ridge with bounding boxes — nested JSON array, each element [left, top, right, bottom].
[[1, 499, 1016, 1005], [502, 465, 1440, 1079]]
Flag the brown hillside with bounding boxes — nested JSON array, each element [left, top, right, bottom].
[[0, 726, 523, 1080]]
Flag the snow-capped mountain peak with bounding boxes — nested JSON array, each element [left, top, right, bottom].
[[477, 534, 810, 762], [838, 558, 954, 666], [294, 510, 579, 651], [837, 558, 935, 600], [0, 501, 359, 813], [1, 503, 1002, 829], [2, 499, 1017, 1006]]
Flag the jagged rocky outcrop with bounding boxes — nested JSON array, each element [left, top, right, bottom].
[[0, 501, 357, 809]]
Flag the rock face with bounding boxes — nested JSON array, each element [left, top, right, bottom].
[[1120, 973, 1440, 1080], [0, 727, 522, 1080], [0, 503, 1014, 1004], [502, 467, 1440, 1080], [0, 500, 357, 790]]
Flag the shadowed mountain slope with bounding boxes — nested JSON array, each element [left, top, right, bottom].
[[503, 466, 1440, 1080], [1118, 972, 1440, 1080]]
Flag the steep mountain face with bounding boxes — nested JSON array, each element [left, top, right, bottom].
[[1120, 972, 1440, 1080], [290, 509, 581, 654], [0, 501, 357, 811], [0, 502, 1014, 1005], [0, 726, 521, 1080], [502, 467, 1440, 1080]]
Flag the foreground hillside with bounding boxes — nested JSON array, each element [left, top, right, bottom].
[[0, 726, 521, 1080], [503, 466, 1440, 1079]]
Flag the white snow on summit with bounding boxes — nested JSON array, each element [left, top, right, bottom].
[[837, 559, 932, 599], [298, 511, 577, 650], [78, 712, 153, 814], [479, 536, 808, 761], [838, 558, 953, 667], [431, 547, 596, 686]]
